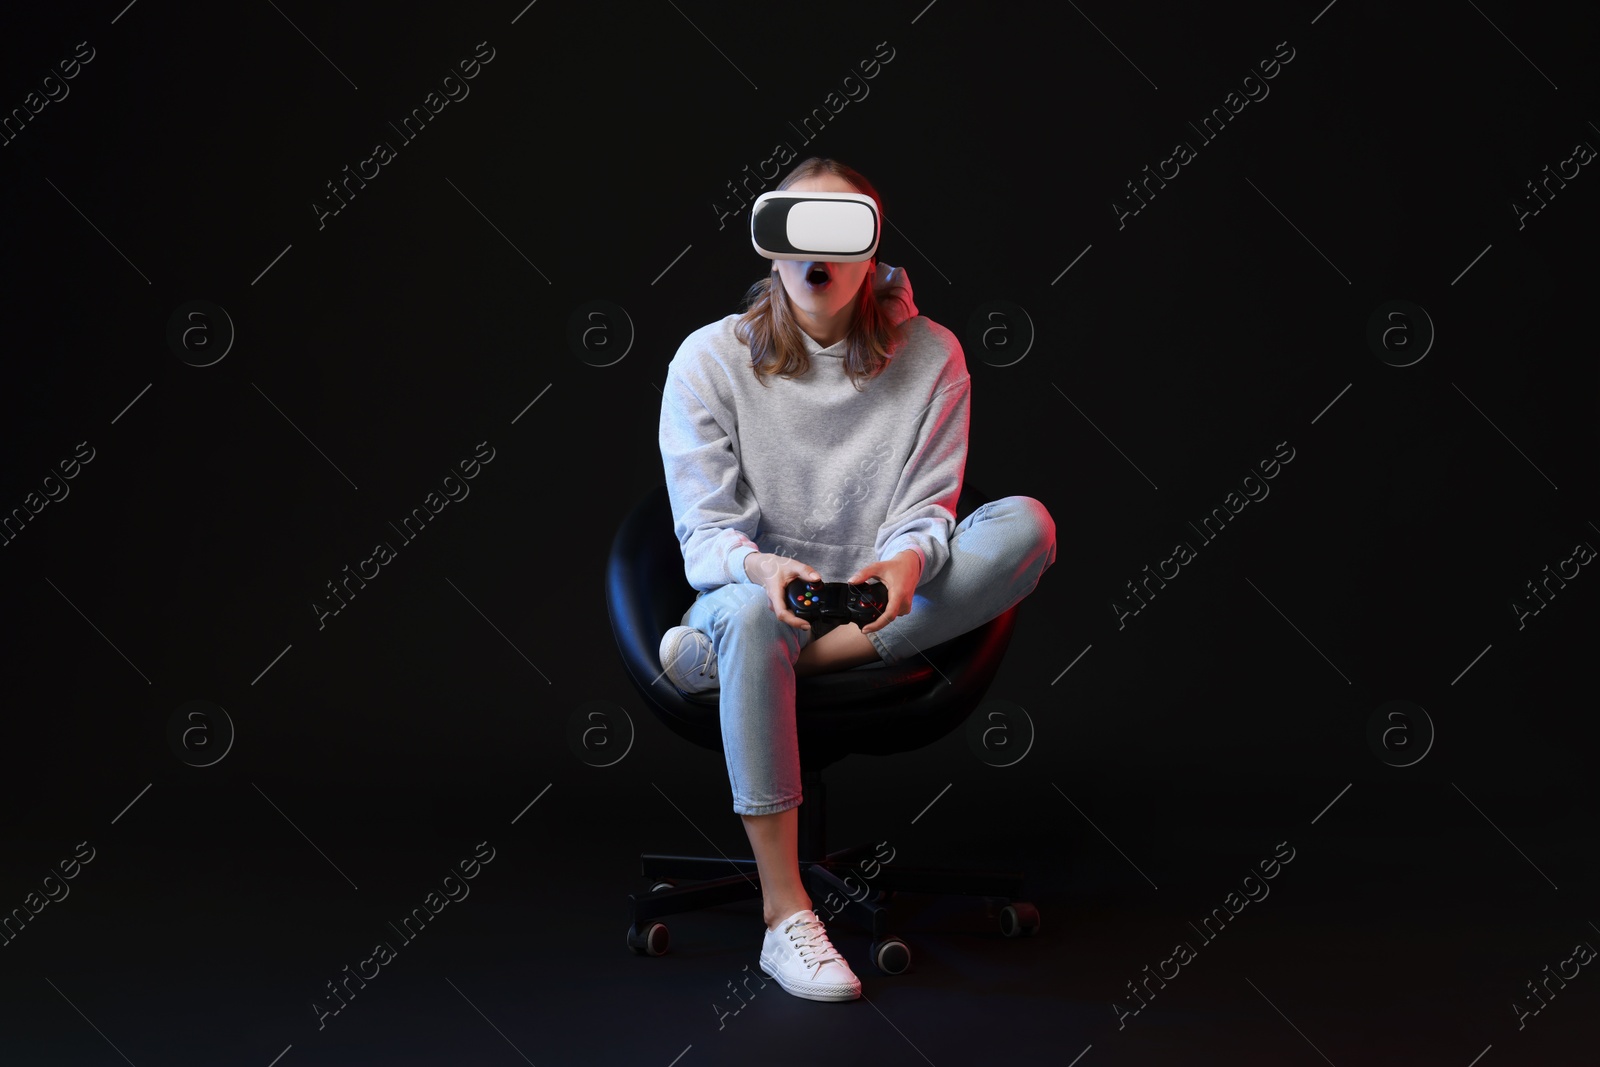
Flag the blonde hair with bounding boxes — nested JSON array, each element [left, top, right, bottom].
[[734, 157, 905, 392]]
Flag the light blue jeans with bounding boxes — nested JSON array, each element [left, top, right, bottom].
[[682, 495, 1058, 816]]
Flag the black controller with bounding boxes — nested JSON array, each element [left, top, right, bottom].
[[785, 579, 888, 627]]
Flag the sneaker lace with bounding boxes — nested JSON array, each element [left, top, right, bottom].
[[691, 636, 715, 680], [667, 632, 715, 682], [786, 917, 844, 972]]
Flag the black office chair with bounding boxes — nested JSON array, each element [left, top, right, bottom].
[[605, 480, 1040, 975]]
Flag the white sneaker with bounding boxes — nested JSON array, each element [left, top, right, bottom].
[[758, 908, 862, 1002], [658, 625, 718, 695]]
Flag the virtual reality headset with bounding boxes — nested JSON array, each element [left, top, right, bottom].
[[749, 190, 879, 262]]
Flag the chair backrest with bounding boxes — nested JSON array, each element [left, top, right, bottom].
[[606, 482, 1019, 767]]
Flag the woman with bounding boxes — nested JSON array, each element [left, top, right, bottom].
[[656, 157, 1057, 1003]]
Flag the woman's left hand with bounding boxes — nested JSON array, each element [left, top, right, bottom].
[[847, 550, 923, 635]]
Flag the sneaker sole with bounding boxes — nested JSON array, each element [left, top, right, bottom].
[[758, 952, 861, 1002]]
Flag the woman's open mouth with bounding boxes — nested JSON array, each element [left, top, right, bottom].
[[805, 265, 832, 292]]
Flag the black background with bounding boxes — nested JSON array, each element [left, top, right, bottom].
[[1, 1, 1595, 1064]]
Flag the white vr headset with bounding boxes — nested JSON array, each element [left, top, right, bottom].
[[749, 190, 879, 262]]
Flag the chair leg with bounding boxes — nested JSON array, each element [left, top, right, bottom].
[[631, 871, 762, 924], [804, 863, 890, 940], [642, 853, 759, 881], [866, 862, 1025, 899], [823, 841, 879, 867]]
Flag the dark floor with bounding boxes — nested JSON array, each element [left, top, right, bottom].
[[3, 0, 1597, 1062], [2, 749, 1593, 1066]]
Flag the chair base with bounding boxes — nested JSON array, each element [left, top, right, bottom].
[[627, 769, 1026, 942], [631, 851, 1025, 942]]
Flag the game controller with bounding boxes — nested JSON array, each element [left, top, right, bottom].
[[785, 579, 888, 627]]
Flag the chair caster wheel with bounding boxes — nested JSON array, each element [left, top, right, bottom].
[[648, 879, 677, 893], [871, 936, 911, 974], [628, 921, 670, 956], [999, 902, 1040, 937]]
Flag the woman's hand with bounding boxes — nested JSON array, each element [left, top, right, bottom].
[[846, 550, 923, 635], [744, 551, 823, 632]]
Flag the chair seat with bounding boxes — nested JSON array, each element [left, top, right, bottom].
[[606, 482, 1018, 768]]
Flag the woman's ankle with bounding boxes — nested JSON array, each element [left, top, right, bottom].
[[764, 898, 814, 929]]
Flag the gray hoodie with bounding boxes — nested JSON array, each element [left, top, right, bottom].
[[659, 264, 970, 593]]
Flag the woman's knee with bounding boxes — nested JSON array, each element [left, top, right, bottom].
[[1002, 495, 1057, 562], [728, 585, 803, 650]]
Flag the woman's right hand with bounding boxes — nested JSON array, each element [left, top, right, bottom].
[[744, 551, 822, 631]]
